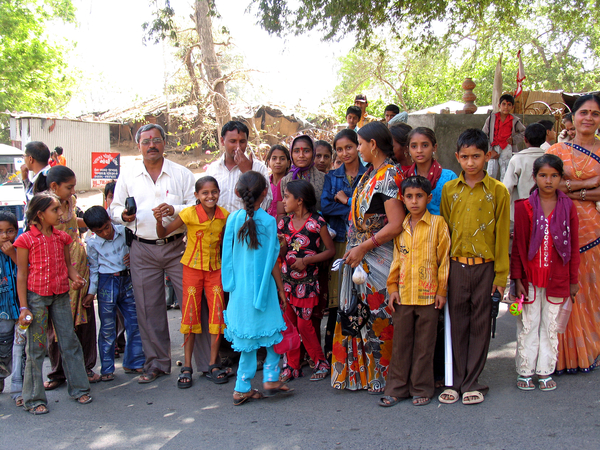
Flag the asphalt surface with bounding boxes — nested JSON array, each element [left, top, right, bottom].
[[1, 303, 598, 450]]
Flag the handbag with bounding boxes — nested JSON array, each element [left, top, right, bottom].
[[273, 307, 301, 355], [337, 266, 371, 337]]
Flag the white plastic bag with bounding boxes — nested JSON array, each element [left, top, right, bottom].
[[352, 265, 367, 285]]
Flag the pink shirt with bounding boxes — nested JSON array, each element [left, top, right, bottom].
[[268, 176, 282, 218], [14, 225, 72, 296]]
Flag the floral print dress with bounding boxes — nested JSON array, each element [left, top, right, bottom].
[[331, 159, 404, 391]]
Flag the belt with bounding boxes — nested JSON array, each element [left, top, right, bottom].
[[133, 233, 184, 246], [107, 269, 130, 277], [451, 256, 493, 265]]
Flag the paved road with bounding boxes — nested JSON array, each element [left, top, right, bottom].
[[1, 304, 598, 449]]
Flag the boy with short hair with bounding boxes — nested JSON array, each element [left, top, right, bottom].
[[346, 106, 362, 131], [483, 94, 525, 181], [439, 129, 510, 405], [380, 176, 450, 408], [0, 211, 19, 394], [104, 181, 116, 210], [503, 123, 547, 204], [537, 119, 557, 151], [384, 104, 400, 123], [82, 206, 144, 380]]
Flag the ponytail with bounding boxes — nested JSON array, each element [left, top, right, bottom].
[[235, 171, 267, 249]]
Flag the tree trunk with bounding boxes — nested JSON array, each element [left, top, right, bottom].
[[194, 0, 230, 134]]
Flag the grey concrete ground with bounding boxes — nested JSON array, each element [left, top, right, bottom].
[[1, 304, 598, 450]]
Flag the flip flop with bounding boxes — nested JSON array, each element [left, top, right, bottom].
[[539, 377, 557, 391], [412, 396, 431, 406], [124, 368, 143, 374], [76, 394, 93, 405], [15, 396, 24, 407], [87, 370, 101, 384], [438, 388, 459, 404], [378, 396, 402, 407], [263, 381, 295, 397], [517, 376, 535, 391], [233, 389, 263, 406], [101, 373, 115, 382], [462, 391, 484, 405], [43, 379, 65, 391], [138, 369, 165, 384], [28, 404, 49, 415]]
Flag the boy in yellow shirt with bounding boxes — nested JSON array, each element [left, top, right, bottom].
[[439, 128, 510, 405], [379, 176, 450, 407]]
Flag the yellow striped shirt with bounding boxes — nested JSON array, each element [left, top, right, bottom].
[[387, 211, 451, 305]]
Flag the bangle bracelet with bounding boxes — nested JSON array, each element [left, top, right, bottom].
[[20, 307, 28, 311], [565, 179, 572, 192], [371, 235, 381, 248], [581, 189, 586, 201]]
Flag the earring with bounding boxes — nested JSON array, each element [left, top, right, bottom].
[[371, 148, 379, 159]]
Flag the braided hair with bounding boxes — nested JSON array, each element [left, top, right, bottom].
[[236, 171, 267, 249]]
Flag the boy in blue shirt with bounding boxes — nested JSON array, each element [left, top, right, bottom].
[[0, 211, 19, 394], [83, 206, 144, 380]]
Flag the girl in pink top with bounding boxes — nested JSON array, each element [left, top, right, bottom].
[[14, 193, 91, 415]]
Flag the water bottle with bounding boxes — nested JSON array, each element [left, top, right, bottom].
[[14, 315, 31, 345], [556, 300, 572, 334]]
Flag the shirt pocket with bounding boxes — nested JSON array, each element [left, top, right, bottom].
[[166, 193, 182, 206]]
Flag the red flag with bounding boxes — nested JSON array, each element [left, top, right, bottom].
[[514, 50, 526, 98]]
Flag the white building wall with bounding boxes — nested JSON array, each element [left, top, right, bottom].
[[10, 118, 110, 190]]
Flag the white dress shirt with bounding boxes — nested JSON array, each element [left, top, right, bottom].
[[205, 153, 272, 212], [111, 158, 196, 239]]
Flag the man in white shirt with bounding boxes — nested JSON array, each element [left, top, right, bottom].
[[20, 141, 51, 203], [206, 121, 272, 213], [111, 124, 211, 383]]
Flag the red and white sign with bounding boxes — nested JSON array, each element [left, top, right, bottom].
[[92, 152, 120, 188]]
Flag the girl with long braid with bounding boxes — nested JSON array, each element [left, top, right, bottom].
[[221, 171, 293, 405]]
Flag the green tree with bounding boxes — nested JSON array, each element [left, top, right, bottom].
[[328, 2, 600, 118], [0, 0, 76, 113], [332, 43, 464, 120], [249, 0, 522, 48]]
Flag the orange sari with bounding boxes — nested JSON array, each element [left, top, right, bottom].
[[547, 143, 600, 373]]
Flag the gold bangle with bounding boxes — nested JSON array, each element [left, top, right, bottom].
[[565, 179, 572, 192]]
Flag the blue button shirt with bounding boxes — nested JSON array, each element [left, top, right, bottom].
[[85, 224, 129, 295]]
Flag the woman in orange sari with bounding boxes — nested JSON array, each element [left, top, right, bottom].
[[546, 94, 600, 373], [330, 122, 405, 393]]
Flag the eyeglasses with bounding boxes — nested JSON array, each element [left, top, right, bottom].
[[0, 229, 17, 237], [140, 138, 164, 146]]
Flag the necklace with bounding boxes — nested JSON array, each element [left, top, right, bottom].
[[572, 139, 598, 179]]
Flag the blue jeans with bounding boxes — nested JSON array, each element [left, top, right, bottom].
[[235, 346, 280, 393], [24, 291, 89, 409], [97, 273, 145, 375]]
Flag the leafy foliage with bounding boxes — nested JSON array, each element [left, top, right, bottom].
[[249, 0, 523, 48], [0, 0, 76, 113], [324, 1, 600, 120]]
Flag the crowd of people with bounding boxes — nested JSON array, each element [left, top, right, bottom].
[[1, 93, 599, 414]]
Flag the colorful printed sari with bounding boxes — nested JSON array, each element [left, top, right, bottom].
[[331, 159, 404, 391], [547, 143, 600, 373]]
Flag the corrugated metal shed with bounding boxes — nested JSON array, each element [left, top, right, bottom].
[[8, 115, 111, 190]]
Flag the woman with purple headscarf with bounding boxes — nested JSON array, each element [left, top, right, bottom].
[[277, 135, 326, 220]]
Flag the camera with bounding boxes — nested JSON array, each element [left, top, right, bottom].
[[125, 197, 137, 215]]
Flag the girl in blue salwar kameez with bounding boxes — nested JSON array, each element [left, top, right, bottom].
[[222, 171, 294, 405]]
